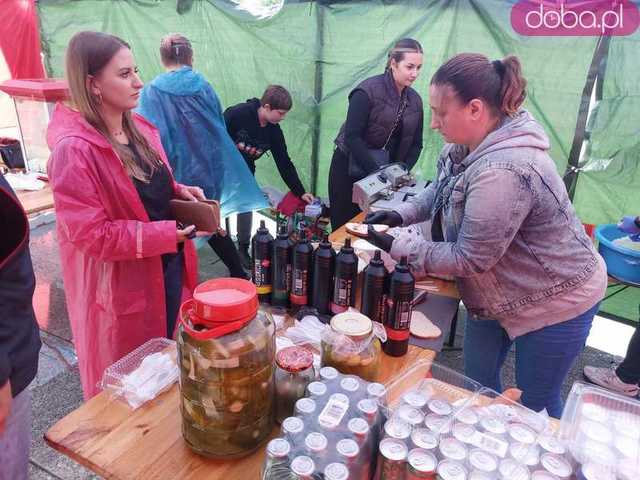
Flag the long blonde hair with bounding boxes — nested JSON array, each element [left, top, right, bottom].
[[65, 31, 162, 182]]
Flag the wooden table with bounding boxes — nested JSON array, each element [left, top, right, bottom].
[[16, 183, 54, 215], [329, 212, 460, 300], [45, 345, 435, 479]]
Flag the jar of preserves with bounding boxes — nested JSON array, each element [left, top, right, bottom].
[[321, 311, 381, 381], [274, 346, 315, 423], [177, 278, 275, 459]]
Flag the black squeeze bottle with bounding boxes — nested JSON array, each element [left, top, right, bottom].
[[330, 237, 358, 314], [290, 228, 313, 309], [361, 250, 388, 324], [383, 256, 415, 357], [311, 233, 336, 316], [251, 220, 274, 303], [271, 224, 292, 307]]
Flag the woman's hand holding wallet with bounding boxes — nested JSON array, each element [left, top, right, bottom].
[[170, 193, 223, 240], [176, 224, 196, 242], [179, 185, 206, 202]]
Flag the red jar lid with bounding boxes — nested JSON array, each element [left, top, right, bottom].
[[191, 278, 258, 327], [276, 346, 313, 372]]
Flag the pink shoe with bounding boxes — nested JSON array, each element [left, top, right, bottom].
[[583, 366, 639, 397]]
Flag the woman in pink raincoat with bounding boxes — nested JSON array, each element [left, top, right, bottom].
[[47, 31, 201, 399]]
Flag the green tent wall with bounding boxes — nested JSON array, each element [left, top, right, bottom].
[[38, 0, 640, 319]]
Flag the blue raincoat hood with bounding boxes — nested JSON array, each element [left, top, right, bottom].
[[148, 66, 209, 96]]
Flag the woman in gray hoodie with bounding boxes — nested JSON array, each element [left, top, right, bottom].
[[366, 53, 607, 417]]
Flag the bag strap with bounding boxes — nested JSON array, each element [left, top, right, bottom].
[[382, 93, 409, 151]]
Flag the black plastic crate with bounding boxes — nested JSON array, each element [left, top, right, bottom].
[[0, 138, 24, 169]]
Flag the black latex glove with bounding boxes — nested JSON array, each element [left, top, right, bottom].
[[364, 210, 403, 227], [367, 225, 394, 252]]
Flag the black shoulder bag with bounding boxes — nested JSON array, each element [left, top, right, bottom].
[[348, 96, 408, 180]]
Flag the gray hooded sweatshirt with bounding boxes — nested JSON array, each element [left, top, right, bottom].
[[390, 110, 606, 337]]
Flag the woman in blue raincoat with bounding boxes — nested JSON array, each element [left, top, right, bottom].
[[137, 33, 267, 278]]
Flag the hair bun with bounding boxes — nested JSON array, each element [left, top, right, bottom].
[[492, 59, 505, 76]]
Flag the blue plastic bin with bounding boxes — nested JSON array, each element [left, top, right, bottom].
[[595, 224, 640, 284]]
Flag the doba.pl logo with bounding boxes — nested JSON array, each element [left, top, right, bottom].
[[511, 0, 640, 36]]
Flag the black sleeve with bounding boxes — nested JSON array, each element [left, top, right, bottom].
[[270, 127, 306, 197], [403, 109, 424, 171], [344, 90, 381, 173], [0, 175, 41, 396], [223, 106, 240, 140]]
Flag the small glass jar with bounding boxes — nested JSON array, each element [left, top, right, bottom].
[[321, 312, 381, 381], [275, 346, 315, 423]]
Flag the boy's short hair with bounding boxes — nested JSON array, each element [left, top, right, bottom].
[[260, 85, 292, 111]]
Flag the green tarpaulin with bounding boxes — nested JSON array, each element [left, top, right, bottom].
[[38, 0, 640, 320]]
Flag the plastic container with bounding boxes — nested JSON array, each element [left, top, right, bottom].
[[271, 223, 292, 308], [379, 359, 483, 422], [251, 220, 274, 302], [331, 238, 358, 314], [290, 227, 313, 308], [376, 360, 550, 480], [595, 224, 640, 284], [261, 369, 387, 478], [559, 381, 640, 479], [177, 278, 275, 459], [311, 233, 335, 316], [99, 337, 178, 409], [321, 311, 381, 382], [383, 255, 415, 357], [454, 388, 553, 478], [304, 200, 323, 220], [360, 249, 388, 325]]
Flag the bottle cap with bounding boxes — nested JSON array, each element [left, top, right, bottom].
[[276, 346, 314, 372], [297, 227, 309, 243], [369, 249, 384, 267], [341, 237, 353, 253], [257, 219, 268, 233], [320, 232, 331, 248], [331, 311, 373, 337], [395, 255, 410, 273]]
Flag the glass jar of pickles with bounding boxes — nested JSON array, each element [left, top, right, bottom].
[[321, 311, 381, 381], [177, 278, 275, 459], [274, 346, 315, 423]]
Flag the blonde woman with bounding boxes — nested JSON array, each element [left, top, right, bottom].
[[47, 31, 201, 399], [330, 38, 425, 230]]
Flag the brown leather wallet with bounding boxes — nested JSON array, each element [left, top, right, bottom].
[[169, 199, 220, 232]]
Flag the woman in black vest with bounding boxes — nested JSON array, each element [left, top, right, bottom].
[[329, 38, 424, 230]]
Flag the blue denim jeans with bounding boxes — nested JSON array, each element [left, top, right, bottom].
[[464, 303, 599, 418]]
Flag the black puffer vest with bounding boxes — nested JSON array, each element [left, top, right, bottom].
[[335, 70, 423, 163]]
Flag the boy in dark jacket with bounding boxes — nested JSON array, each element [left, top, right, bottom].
[[224, 85, 314, 267], [0, 173, 41, 479]]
